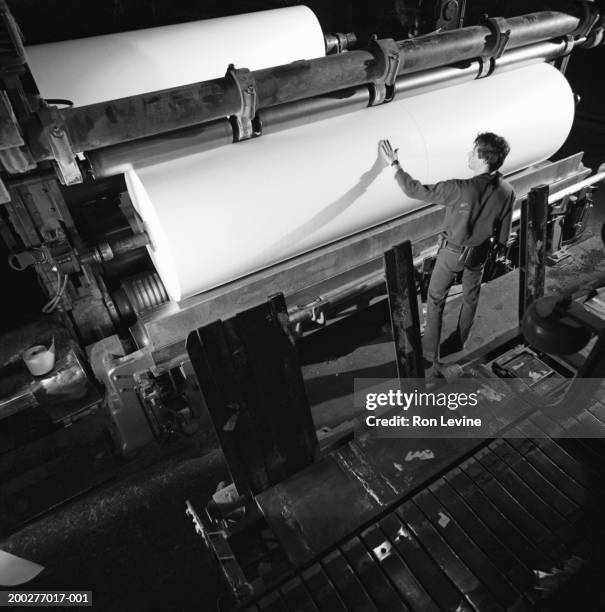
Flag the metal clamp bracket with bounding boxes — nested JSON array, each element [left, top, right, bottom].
[[553, 34, 576, 74], [574, 0, 603, 43], [369, 37, 401, 105], [579, 12, 603, 49], [559, 34, 576, 56], [477, 16, 511, 78], [38, 105, 83, 185], [226, 65, 258, 141], [324, 32, 358, 54]]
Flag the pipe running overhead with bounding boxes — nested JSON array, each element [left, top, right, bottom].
[[88, 35, 579, 179], [54, 11, 581, 156]]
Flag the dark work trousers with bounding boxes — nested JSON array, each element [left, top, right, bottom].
[[422, 247, 484, 362]]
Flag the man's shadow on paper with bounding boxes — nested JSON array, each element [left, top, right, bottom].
[[267, 149, 386, 253]]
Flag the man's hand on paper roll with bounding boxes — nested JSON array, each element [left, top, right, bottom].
[[379, 139, 399, 167]]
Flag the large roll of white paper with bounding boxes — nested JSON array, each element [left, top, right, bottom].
[[25, 6, 325, 106], [126, 62, 574, 301]]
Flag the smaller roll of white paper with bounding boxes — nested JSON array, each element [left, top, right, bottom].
[[0, 550, 44, 587], [25, 6, 325, 106], [23, 340, 56, 377]]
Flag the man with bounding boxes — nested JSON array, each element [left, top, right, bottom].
[[379, 133, 515, 375]]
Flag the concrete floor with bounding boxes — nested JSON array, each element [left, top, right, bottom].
[[2, 133, 605, 611], [1, 443, 228, 610]]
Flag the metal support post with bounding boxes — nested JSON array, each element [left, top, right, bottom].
[[384, 240, 424, 378], [519, 184, 549, 323], [186, 293, 317, 496]]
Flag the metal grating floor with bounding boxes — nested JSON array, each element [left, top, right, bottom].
[[242, 406, 605, 612]]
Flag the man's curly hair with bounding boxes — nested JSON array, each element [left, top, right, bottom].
[[474, 132, 510, 172]]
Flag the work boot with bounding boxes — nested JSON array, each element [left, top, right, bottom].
[[423, 358, 443, 379], [438, 362, 464, 382]]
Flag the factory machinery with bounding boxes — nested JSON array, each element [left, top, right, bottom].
[[1, 0, 605, 597]]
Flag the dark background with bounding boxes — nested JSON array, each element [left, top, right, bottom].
[[6, 0, 605, 48]]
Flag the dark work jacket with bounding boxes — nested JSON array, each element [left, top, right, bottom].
[[393, 165, 515, 247]]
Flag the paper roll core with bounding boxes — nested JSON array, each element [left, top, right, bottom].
[[23, 340, 56, 376]]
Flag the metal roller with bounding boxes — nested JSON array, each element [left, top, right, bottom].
[[87, 119, 233, 179], [112, 272, 170, 325]]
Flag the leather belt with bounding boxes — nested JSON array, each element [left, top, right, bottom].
[[443, 242, 464, 253], [438, 234, 464, 253]]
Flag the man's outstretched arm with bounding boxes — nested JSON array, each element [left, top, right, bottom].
[[379, 139, 462, 206]]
